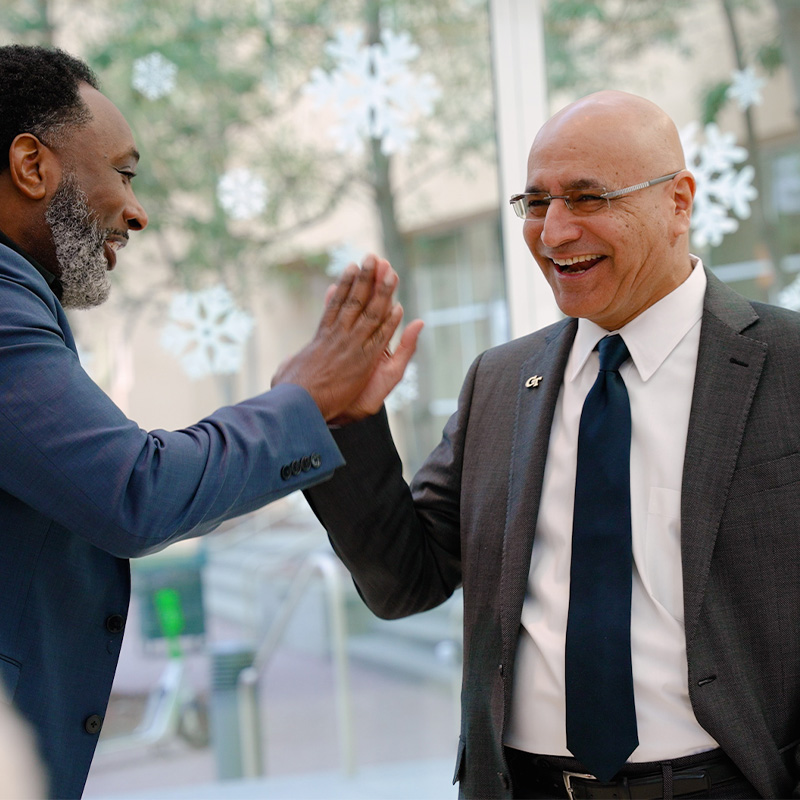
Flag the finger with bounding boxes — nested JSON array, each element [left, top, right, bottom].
[[337, 255, 378, 327], [371, 256, 393, 287], [319, 263, 358, 329], [395, 319, 424, 362], [365, 302, 405, 358], [384, 319, 424, 381], [352, 265, 398, 335], [323, 283, 337, 308]]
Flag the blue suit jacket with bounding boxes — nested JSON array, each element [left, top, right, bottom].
[[0, 243, 344, 798]]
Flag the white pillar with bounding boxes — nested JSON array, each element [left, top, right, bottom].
[[489, 0, 561, 339]]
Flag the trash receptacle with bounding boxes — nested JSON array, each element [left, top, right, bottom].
[[209, 642, 257, 780]]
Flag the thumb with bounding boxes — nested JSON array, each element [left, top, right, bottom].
[[389, 319, 424, 380]]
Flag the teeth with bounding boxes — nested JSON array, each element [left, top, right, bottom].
[[552, 254, 602, 267]]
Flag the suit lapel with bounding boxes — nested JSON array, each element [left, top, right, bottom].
[[500, 318, 576, 670], [681, 271, 766, 641]]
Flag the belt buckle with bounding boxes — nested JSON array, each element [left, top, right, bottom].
[[563, 770, 597, 800]]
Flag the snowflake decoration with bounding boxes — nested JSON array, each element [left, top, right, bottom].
[[727, 67, 766, 111], [304, 28, 440, 156], [217, 168, 268, 221], [326, 242, 368, 277], [681, 122, 757, 249], [385, 361, 419, 412], [160, 285, 254, 379], [777, 277, 800, 312], [132, 52, 178, 101]]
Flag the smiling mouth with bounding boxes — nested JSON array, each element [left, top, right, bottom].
[[103, 237, 127, 270], [551, 254, 605, 275]]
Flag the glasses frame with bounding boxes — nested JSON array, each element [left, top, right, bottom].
[[509, 170, 682, 220]]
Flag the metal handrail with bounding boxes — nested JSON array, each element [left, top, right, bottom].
[[236, 550, 355, 778]]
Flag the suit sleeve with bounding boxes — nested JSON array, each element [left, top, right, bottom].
[[0, 250, 344, 558], [304, 354, 484, 620]]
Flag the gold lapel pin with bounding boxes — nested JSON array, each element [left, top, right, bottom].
[[525, 375, 543, 389]]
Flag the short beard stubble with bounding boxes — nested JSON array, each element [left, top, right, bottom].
[[45, 173, 111, 309]]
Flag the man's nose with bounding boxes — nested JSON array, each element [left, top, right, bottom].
[[125, 191, 148, 231], [539, 198, 582, 249]]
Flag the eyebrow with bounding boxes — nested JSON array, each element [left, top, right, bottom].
[[119, 147, 141, 165], [524, 177, 606, 194]]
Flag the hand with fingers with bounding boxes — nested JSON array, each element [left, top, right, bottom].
[[272, 254, 423, 424]]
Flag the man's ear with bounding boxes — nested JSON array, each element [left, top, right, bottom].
[[7, 133, 60, 201], [671, 171, 696, 236]]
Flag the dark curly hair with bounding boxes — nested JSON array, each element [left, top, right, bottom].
[[0, 44, 99, 173]]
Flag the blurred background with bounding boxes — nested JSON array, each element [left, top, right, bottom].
[[1, 1, 798, 798]]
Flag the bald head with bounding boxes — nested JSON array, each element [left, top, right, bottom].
[[529, 91, 685, 187], [520, 90, 696, 331]]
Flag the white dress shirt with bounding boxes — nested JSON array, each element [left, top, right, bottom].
[[505, 257, 719, 761]]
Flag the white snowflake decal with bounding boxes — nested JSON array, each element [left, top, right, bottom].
[[727, 67, 766, 111], [160, 285, 254, 379], [385, 361, 419, 412], [326, 242, 368, 277], [304, 28, 440, 156], [217, 168, 268, 221], [681, 122, 757, 249], [132, 52, 178, 101], [777, 277, 800, 312]]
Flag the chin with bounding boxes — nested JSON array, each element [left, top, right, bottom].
[[60, 280, 112, 310]]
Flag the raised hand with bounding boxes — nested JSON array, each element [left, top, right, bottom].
[[329, 315, 424, 424], [272, 254, 417, 423]]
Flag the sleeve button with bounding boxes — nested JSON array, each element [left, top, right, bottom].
[[310, 453, 322, 469], [280, 464, 292, 481], [105, 614, 125, 633], [84, 714, 103, 735]]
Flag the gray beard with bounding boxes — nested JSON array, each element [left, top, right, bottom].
[[45, 174, 111, 309]]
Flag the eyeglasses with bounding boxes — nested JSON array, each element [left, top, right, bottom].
[[509, 170, 682, 220]]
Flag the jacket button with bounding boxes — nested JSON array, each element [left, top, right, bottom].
[[84, 714, 103, 735], [291, 459, 302, 476], [310, 452, 322, 469], [280, 464, 292, 481], [105, 614, 125, 633], [301, 456, 312, 472]]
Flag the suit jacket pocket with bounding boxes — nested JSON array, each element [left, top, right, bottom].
[[0, 655, 21, 702], [728, 452, 800, 498]]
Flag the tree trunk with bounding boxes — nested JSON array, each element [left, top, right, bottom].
[[36, 0, 55, 45], [773, 0, 800, 125], [720, 0, 785, 292], [364, 0, 411, 306]]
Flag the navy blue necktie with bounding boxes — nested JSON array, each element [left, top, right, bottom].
[[565, 334, 638, 781]]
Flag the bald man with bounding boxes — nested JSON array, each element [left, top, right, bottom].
[[304, 91, 800, 799]]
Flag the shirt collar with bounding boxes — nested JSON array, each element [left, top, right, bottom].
[[0, 228, 63, 300], [568, 255, 707, 383]]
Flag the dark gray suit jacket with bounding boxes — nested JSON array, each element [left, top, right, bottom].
[[306, 270, 800, 799]]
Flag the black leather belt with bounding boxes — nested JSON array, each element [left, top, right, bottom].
[[510, 750, 744, 799]]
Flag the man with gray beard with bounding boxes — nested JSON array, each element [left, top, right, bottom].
[[0, 44, 422, 799], [44, 172, 117, 309]]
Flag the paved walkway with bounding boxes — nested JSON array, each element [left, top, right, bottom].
[[87, 758, 457, 799], [83, 529, 460, 800]]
